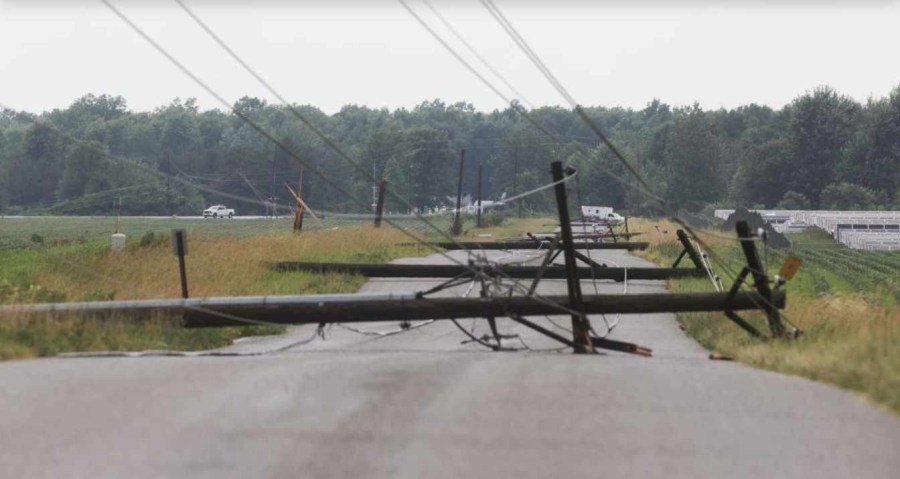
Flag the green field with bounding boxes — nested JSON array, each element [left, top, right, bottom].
[[0, 214, 459, 249], [0, 214, 547, 359], [634, 219, 900, 414], [0, 215, 463, 358]]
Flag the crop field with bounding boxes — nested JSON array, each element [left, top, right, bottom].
[[634, 219, 900, 413], [3, 215, 897, 413], [0, 216, 450, 359], [0, 213, 460, 249], [0, 214, 552, 359]]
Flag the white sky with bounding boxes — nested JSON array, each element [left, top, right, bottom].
[[1, 0, 898, 114]]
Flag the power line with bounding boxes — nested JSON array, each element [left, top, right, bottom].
[[172, 0, 468, 250], [477, 0, 792, 332], [421, 0, 534, 109], [103, 0, 475, 268]]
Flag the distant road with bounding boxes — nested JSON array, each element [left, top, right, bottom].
[[1, 249, 898, 478], [1, 215, 283, 220]]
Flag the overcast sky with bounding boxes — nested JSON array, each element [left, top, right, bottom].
[[1, 0, 898, 114]]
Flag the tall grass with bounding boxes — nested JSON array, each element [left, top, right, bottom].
[[0, 227, 426, 359], [632, 218, 900, 414]]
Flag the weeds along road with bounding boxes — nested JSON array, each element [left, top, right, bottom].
[[1, 249, 898, 478]]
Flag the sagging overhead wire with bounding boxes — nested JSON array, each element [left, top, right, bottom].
[[102, 0, 594, 341], [171, 0, 475, 254], [419, 0, 789, 331], [0, 106, 297, 215], [171, 0, 593, 325], [403, 2, 792, 337], [101, 0, 486, 276], [398, 0, 666, 207], [479, 0, 576, 107], [420, 0, 534, 109]]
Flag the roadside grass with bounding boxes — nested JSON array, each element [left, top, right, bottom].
[[0, 214, 552, 360], [631, 218, 900, 414], [461, 216, 556, 240], [0, 225, 427, 360], [0, 214, 456, 247]]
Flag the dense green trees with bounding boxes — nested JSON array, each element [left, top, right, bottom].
[[1, 85, 899, 216]]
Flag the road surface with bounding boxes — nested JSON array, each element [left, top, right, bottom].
[[1, 249, 898, 478]]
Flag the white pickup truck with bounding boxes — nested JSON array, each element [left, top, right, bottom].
[[202, 205, 234, 218]]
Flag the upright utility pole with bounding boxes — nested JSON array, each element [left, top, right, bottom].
[[374, 179, 387, 228], [513, 138, 522, 218], [166, 155, 171, 216], [452, 149, 465, 235], [476, 161, 483, 228], [407, 162, 412, 215], [550, 161, 594, 354], [293, 169, 305, 233]]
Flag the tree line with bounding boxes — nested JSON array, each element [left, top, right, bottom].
[[0, 84, 898, 216]]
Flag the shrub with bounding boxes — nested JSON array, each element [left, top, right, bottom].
[[482, 213, 506, 227], [138, 231, 167, 248], [776, 191, 811, 210]]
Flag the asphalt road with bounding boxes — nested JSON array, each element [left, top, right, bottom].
[[1, 249, 898, 478]]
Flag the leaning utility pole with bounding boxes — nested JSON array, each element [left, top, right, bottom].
[[292, 169, 305, 233], [550, 161, 594, 353]]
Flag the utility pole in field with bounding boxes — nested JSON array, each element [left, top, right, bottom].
[[476, 161, 483, 228], [166, 154, 171, 216], [452, 149, 465, 235]]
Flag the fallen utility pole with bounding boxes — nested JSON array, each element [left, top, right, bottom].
[[0, 291, 783, 326], [179, 290, 784, 327], [407, 241, 649, 251], [528, 232, 645, 241], [724, 221, 789, 338], [269, 262, 706, 281]]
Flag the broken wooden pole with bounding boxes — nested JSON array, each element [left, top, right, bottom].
[[373, 179, 386, 228], [269, 262, 707, 281], [550, 161, 593, 353], [673, 229, 704, 269], [735, 221, 786, 337]]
